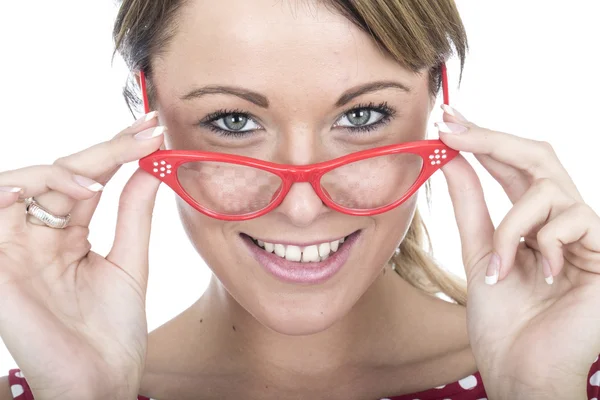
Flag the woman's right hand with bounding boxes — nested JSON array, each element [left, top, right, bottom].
[[0, 112, 165, 400]]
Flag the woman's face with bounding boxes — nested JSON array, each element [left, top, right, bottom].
[[152, 0, 434, 335]]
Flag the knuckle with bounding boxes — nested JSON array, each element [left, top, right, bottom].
[[48, 164, 73, 181], [53, 156, 80, 176], [536, 140, 556, 158], [571, 202, 594, 217], [530, 178, 576, 207], [525, 140, 556, 173], [52, 156, 71, 168], [536, 226, 554, 246]]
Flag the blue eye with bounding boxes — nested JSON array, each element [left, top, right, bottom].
[[213, 113, 261, 132], [333, 102, 395, 133], [199, 109, 263, 138], [336, 109, 385, 128]]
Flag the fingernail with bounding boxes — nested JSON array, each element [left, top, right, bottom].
[[435, 122, 468, 134], [132, 111, 159, 127], [542, 257, 554, 285], [135, 126, 166, 140], [441, 104, 468, 123], [73, 175, 104, 192], [0, 186, 23, 194], [485, 253, 500, 285]]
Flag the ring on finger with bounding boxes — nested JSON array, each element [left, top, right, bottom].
[[20, 197, 71, 229]]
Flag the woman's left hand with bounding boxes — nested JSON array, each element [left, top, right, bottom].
[[438, 105, 600, 400]]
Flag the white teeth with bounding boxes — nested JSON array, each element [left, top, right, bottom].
[[318, 242, 331, 258], [330, 240, 339, 252], [252, 235, 349, 262], [285, 245, 302, 262], [274, 244, 286, 258], [302, 245, 320, 262], [264, 242, 274, 253]]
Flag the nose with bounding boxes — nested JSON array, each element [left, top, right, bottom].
[[274, 182, 328, 227]]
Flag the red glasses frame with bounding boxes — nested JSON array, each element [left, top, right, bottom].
[[138, 63, 457, 221]]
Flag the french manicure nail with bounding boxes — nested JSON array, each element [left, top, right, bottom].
[[436, 122, 468, 134], [0, 186, 23, 194], [485, 253, 500, 285], [135, 126, 166, 140], [441, 104, 468, 123], [542, 257, 554, 285], [73, 175, 104, 192], [132, 111, 159, 127]]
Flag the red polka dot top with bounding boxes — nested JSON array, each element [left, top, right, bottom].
[[8, 357, 600, 399]]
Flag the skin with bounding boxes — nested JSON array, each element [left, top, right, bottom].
[[139, 0, 477, 398]]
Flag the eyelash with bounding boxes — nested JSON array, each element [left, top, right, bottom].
[[199, 108, 254, 138], [197, 102, 396, 138]]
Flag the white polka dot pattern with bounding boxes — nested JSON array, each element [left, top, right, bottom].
[[10, 384, 24, 398], [458, 375, 478, 389], [591, 371, 600, 386]]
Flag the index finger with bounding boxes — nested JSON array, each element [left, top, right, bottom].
[[32, 113, 165, 218], [437, 120, 583, 203]]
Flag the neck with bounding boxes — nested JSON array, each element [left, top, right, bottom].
[[197, 264, 444, 388]]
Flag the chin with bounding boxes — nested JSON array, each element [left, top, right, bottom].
[[251, 300, 351, 336]]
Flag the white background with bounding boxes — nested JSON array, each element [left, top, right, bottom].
[[1, 1, 599, 373]]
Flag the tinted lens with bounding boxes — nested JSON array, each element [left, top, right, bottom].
[[177, 161, 283, 215], [320, 153, 423, 210]]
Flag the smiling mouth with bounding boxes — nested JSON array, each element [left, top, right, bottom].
[[241, 231, 357, 263]]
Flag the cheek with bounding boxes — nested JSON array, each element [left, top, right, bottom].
[[176, 198, 231, 269], [370, 195, 419, 263]]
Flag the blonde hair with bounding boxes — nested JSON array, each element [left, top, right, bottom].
[[113, 0, 469, 306]]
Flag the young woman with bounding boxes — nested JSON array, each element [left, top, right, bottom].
[[2, 1, 600, 399]]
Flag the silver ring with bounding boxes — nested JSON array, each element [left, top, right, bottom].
[[24, 197, 71, 229]]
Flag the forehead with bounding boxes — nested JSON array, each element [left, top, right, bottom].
[[156, 0, 423, 98]]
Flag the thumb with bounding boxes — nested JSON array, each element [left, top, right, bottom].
[[106, 168, 161, 288], [441, 153, 495, 280]]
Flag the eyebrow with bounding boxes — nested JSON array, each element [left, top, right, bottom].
[[181, 80, 411, 109], [182, 85, 270, 108], [335, 81, 411, 107]]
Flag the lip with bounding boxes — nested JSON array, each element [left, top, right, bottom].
[[241, 230, 361, 285]]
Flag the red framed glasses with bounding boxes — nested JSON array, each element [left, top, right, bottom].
[[138, 63, 457, 221]]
